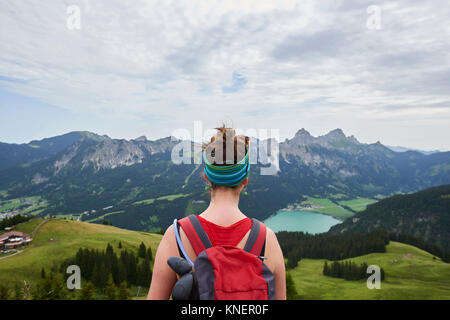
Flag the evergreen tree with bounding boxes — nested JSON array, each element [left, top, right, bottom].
[[323, 261, 329, 276], [118, 241, 122, 249], [84, 248, 95, 280], [106, 243, 114, 256], [116, 261, 127, 286], [322, 260, 386, 281], [92, 263, 107, 289], [105, 274, 118, 300], [32, 276, 53, 300], [117, 281, 130, 300], [137, 259, 152, 287], [287, 250, 300, 269], [360, 262, 369, 279], [285, 272, 299, 300], [109, 253, 119, 285], [146, 247, 153, 261], [330, 261, 340, 277], [78, 281, 96, 300], [41, 268, 46, 279], [49, 273, 67, 300], [138, 242, 147, 259], [124, 252, 138, 285]]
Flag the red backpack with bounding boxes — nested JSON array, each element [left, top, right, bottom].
[[174, 214, 275, 300]]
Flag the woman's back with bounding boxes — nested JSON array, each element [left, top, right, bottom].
[[147, 125, 286, 300]]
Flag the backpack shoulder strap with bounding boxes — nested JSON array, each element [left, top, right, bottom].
[[243, 218, 267, 257], [173, 219, 194, 267], [178, 215, 213, 256]]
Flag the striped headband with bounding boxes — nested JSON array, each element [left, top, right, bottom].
[[203, 149, 250, 187]]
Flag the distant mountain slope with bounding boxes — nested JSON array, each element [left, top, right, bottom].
[[0, 132, 86, 171], [386, 145, 441, 155], [0, 129, 449, 231], [328, 184, 450, 250]]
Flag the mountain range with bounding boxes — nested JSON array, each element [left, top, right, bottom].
[[0, 128, 449, 231]]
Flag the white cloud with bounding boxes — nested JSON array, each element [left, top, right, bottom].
[[0, 0, 449, 150]]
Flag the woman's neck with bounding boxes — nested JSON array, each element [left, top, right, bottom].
[[200, 190, 246, 226]]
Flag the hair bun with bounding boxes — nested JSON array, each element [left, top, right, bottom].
[[202, 124, 249, 166]]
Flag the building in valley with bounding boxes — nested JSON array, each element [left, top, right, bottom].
[[0, 231, 32, 250]]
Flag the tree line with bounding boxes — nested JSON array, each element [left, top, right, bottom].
[[276, 230, 389, 269], [60, 242, 153, 290], [0, 214, 32, 230], [388, 232, 450, 263], [322, 260, 385, 281]]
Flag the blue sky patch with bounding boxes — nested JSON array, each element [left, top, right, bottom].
[[222, 72, 248, 93]]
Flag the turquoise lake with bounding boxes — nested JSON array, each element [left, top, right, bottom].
[[263, 210, 341, 234]]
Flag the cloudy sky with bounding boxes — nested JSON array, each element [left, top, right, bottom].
[[0, 0, 449, 150]]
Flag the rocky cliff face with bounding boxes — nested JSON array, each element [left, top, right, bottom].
[[47, 134, 184, 172], [279, 128, 384, 178]]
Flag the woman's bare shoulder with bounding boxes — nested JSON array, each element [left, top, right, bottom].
[[156, 224, 179, 257], [265, 226, 278, 244], [164, 223, 175, 237], [264, 226, 284, 261]]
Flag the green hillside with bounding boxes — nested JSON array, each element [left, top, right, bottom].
[[328, 184, 450, 250], [2, 218, 449, 300], [290, 241, 450, 299], [0, 218, 162, 290]]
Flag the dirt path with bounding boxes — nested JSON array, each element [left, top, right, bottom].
[[31, 218, 52, 239], [0, 249, 23, 261]]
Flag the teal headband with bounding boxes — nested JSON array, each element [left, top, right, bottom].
[[203, 149, 250, 187]]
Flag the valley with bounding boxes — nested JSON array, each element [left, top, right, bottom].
[[0, 129, 449, 300], [0, 128, 448, 235]]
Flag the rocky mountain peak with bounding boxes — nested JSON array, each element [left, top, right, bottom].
[[134, 136, 148, 142], [291, 128, 314, 145], [323, 128, 346, 140], [348, 135, 359, 144], [295, 128, 312, 137]]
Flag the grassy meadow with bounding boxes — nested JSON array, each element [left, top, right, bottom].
[[132, 193, 191, 206], [290, 241, 450, 299], [294, 196, 378, 221], [337, 197, 378, 212], [300, 197, 353, 220], [2, 217, 449, 300], [0, 218, 162, 298]]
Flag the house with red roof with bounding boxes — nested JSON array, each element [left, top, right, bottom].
[[0, 231, 32, 250]]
